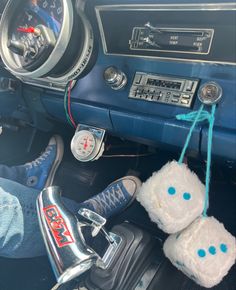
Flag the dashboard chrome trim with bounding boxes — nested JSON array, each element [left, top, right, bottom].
[[0, 0, 74, 78], [0, 3, 94, 91], [95, 3, 236, 66], [47, 9, 94, 84]]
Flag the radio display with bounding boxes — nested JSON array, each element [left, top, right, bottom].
[[146, 78, 182, 90]]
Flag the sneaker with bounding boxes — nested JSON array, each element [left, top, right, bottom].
[[24, 135, 64, 190], [78, 176, 142, 219]]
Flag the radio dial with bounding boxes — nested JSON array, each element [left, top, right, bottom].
[[104, 66, 127, 90]]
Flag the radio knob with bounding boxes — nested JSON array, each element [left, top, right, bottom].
[[104, 66, 127, 90]]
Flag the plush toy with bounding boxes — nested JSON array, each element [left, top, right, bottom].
[[137, 104, 210, 234], [137, 160, 205, 234], [137, 93, 236, 288], [163, 216, 236, 288]]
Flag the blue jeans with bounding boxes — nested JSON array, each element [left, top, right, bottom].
[[0, 177, 79, 258]]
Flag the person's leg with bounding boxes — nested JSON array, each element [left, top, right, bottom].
[[0, 177, 78, 258], [0, 176, 141, 259], [0, 135, 64, 190]]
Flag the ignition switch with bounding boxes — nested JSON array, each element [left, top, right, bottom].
[[198, 82, 223, 105]]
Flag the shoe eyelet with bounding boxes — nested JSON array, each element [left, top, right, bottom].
[[27, 176, 38, 187]]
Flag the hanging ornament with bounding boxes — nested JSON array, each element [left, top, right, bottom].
[[138, 82, 236, 287]]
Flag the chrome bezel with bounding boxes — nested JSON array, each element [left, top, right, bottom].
[[0, 6, 94, 90], [0, 0, 74, 78], [47, 9, 94, 84], [71, 125, 106, 163], [198, 82, 223, 105], [71, 130, 97, 161]]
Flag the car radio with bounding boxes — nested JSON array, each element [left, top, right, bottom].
[[129, 72, 199, 108]]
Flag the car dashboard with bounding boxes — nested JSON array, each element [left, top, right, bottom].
[[0, 2, 236, 290], [0, 0, 235, 162]]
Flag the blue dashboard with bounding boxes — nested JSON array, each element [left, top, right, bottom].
[[1, 0, 236, 162]]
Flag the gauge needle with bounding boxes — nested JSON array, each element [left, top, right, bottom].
[[17, 26, 36, 33], [84, 138, 88, 150]]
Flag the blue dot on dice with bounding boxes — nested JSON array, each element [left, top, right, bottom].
[[220, 244, 228, 253], [198, 249, 206, 258], [209, 246, 216, 255], [183, 192, 191, 200], [168, 187, 176, 195]]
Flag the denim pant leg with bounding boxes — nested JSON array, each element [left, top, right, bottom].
[[0, 165, 25, 184], [0, 178, 79, 258]]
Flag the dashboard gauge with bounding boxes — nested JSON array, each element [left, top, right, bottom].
[[9, 0, 64, 70], [71, 126, 106, 162], [0, 0, 95, 88], [71, 130, 96, 161]]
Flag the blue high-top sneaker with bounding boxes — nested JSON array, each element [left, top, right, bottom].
[[24, 135, 64, 190], [0, 135, 64, 191], [78, 176, 142, 219]]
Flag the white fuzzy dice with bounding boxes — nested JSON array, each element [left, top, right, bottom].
[[164, 216, 236, 288], [137, 161, 205, 234]]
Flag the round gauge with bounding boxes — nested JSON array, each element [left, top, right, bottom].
[[0, 0, 95, 85], [0, 0, 74, 77], [71, 130, 97, 162], [14, 0, 64, 37], [9, 0, 64, 70]]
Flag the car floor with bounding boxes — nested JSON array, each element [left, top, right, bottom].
[[0, 132, 235, 290]]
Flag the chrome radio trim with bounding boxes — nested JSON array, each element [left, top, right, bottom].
[[95, 3, 236, 66]]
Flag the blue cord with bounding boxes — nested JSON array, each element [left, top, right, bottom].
[[176, 110, 212, 123], [178, 105, 204, 164], [176, 104, 217, 217], [204, 104, 216, 216]]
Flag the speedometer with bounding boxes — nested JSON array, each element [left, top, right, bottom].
[[0, 0, 72, 78], [29, 0, 64, 35], [8, 0, 64, 70], [0, 0, 95, 87]]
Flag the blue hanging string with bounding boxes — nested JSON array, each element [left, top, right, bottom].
[[204, 104, 216, 216], [176, 110, 212, 123], [176, 104, 217, 217], [177, 104, 204, 164]]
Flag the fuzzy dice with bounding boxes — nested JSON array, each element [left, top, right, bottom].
[[137, 161, 205, 234], [164, 216, 236, 288]]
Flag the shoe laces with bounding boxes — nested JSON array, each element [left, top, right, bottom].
[[26, 145, 54, 170], [92, 183, 127, 216]]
